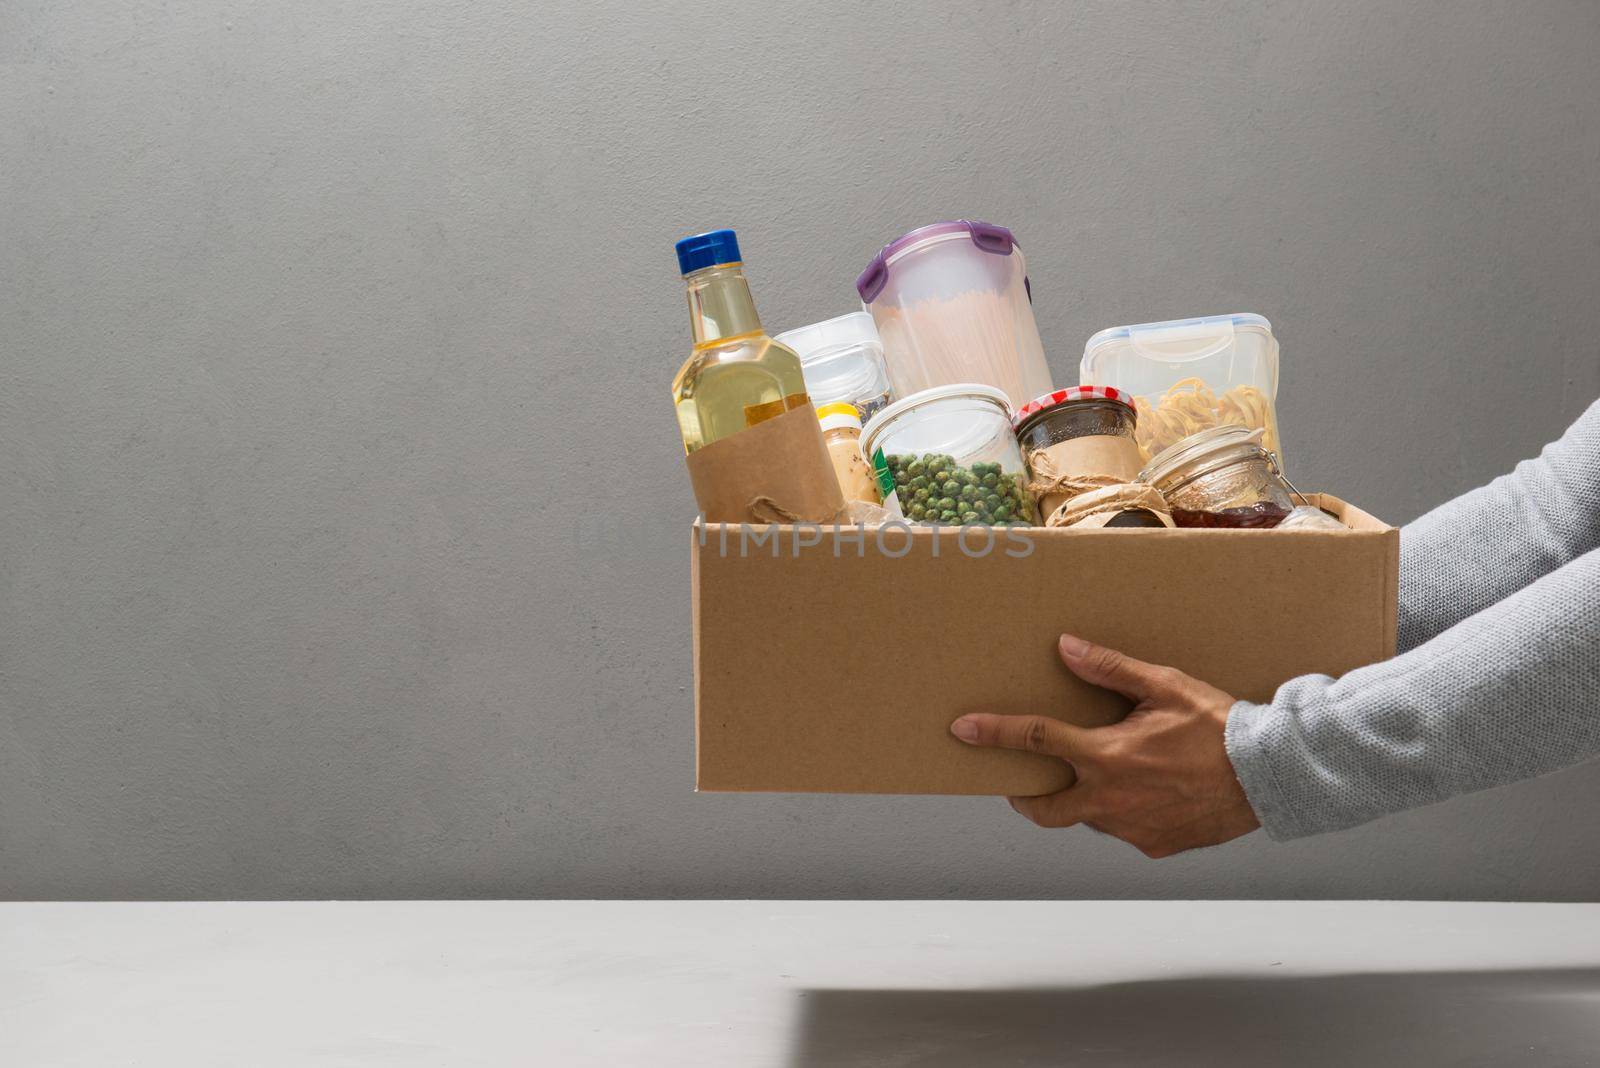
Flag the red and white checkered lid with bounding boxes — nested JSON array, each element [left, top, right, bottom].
[[1013, 385, 1135, 428]]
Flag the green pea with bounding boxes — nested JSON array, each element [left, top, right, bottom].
[[938, 510, 957, 523], [938, 496, 957, 511], [960, 511, 979, 524], [935, 479, 954, 496], [980, 472, 998, 489], [913, 488, 930, 503], [994, 504, 1011, 521], [960, 485, 979, 502], [906, 460, 926, 477], [909, 475, 929, 491], [907, 504, 925, 520]]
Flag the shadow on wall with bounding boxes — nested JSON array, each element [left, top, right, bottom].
[[786, 968, 1600, 1067]]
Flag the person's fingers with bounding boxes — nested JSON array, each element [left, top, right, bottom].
[[1057, 633, 1190, 703], [1008, 788, 1096, 829], [950, 713, 1092, 761]]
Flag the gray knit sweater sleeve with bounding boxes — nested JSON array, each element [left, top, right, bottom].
[[1224, 398, 1600, 839]]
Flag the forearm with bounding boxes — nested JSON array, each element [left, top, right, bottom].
[[1397, 398, 1600, 651], [1226, 547, 1600, 840]]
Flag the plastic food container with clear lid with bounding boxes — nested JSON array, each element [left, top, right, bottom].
[[861, 384, 1037, 526], [856, 221, 1052, 411], [1139, 425, 1296, 528], [774, 311, 893, 423], [1079, 312, 1284, 469]]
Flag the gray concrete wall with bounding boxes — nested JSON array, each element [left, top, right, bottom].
[[3, 0, 1597, 900]]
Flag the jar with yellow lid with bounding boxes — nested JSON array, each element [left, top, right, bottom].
[[817, 402, 882, 506]]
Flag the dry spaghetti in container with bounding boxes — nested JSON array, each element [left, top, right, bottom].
[[856, 221, 1052, 411]]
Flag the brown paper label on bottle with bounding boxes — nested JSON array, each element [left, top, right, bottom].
[[686, 402, 847, 524], [742, 391, 811, 429]]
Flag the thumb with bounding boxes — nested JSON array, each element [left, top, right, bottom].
[[1057, 634, 1182, 703]]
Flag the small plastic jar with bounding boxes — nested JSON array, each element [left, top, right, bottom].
[[1013, 385, 1147, 521], [816, 402, 882, 506], [861, 384, 1037, 526], [774, 311, 893, 423], [1138, 425, 1295, 528]]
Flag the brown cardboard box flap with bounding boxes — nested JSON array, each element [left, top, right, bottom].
[[685, 402, 846, 524], [692, 493, 1399, 795]]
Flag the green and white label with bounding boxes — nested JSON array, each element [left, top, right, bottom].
[[871, 448, 896, 501]]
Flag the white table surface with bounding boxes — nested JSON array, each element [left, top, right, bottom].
[[4, 900, 1599, 1066]]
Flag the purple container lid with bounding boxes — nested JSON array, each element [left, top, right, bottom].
[[855, 220, 1016, 303]]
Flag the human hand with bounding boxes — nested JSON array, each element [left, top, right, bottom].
[[950, 634, 1260, 858]]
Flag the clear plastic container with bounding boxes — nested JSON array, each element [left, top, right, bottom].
[[1079, 313, 1284, 469], [774, 312, 893, 423], [856, 221, 1052, 411], [860, 384, 1037, 526], [1139, 425, 1294, 529]]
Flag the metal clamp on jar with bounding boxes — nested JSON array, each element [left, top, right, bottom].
[[1139, 425, 1299, 528]]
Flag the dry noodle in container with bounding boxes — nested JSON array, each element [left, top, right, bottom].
[[856, 221, 1053, 411], [1012, 385, 1165, 527], [816, 402, 882, 506], [861, 384, 1038, 526], [774, 311, 893, 423], [1079, 313, 1284, 469], [1138, 425, 1299, 529]]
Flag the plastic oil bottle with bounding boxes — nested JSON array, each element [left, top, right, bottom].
[[672, 229, 811, 453]]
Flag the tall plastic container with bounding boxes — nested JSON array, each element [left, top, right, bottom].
[[1079, 313, 1284, 469], [856, 220, 1052, 411]]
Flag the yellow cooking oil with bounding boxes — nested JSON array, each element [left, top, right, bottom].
[[672, 230, 808, 454]]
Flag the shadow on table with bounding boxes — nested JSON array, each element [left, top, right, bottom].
[[785, 967, 1600, 1067]]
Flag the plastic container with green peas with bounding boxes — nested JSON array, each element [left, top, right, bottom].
[[860, 383, 1040, 526]]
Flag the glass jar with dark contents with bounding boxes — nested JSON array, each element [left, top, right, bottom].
[[1138, 425, 1295, 528], [1013, 385, 1158, 526]]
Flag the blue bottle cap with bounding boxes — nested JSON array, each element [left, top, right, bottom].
[[675, 229, 742, 275]]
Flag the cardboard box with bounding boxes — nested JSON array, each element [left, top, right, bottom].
[[692, 494, 1397, 796]]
